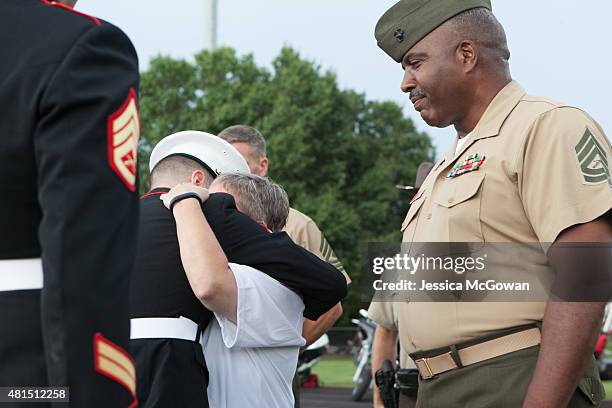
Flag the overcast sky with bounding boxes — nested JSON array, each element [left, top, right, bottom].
[[78, 0, 611, 158]]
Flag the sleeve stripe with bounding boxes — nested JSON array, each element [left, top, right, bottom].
[[97, 338, 136, 379], [93, 333, 137, 407], [321, 239, 332, 260], [319, 237, 327, 254], [97, 356, 135, 396]]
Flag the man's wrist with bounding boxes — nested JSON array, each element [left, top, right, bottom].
[[170, 193, 202, 212], [170, 193, 202, 213]]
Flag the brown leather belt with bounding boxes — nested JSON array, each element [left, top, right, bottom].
[[413, 327, 541, 380]]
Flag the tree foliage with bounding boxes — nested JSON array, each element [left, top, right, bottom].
[[139, 47, 435, 323]]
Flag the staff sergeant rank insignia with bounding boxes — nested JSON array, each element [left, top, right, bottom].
[[108, 88, 140, 192], [575, 127, 610, 187]]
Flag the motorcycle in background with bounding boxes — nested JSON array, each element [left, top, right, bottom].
[[351, 309, 376, 401]]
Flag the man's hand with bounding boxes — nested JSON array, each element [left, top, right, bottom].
[[372, 325, 398, 408], [160, 183, 209, 209], [302, 303, 343, 347], [523, 214, 611, 408]]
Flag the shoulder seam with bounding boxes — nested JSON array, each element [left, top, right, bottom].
[[289, 207, 315, 223], [520, 97, 558, 107], [511, 105, 588, 188], [520, 96, 578, 111], [40, 0, 101, 26], [535, 105, 585, 117], [38, 21, 106, 112]]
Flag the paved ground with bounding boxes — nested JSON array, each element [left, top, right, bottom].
[[301, 388, 371, 408], [301, 388, 612, 408]]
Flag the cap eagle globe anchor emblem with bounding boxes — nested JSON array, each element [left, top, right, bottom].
[[394, 28, 405, 43]]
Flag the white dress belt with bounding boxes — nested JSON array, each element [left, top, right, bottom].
[[0, 258, 43, 292], [130, 316, 200, 342]]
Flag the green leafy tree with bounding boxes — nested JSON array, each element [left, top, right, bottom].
[[139, 47, 435, 324]]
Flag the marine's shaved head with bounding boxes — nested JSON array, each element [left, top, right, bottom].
[[150, 155, 214, 188], [443, 7, 510, 66]]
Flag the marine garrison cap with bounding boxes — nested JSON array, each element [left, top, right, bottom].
[[375, 0, 492, 62], [149, 130, 250, 177]]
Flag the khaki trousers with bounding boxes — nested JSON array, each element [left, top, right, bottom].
[[416, 346, 605, 408]]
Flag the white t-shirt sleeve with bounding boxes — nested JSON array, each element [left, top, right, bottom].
[[214, 263, 306, 349]]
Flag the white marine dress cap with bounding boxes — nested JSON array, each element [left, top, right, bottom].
[[149, 130, 250, 176]]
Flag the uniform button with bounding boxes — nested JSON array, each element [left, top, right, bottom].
[[426, 213, 432, 220]]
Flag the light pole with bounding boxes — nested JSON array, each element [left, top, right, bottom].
[[203, 0, 217, 50]]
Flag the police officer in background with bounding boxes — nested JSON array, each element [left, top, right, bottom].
[[218, 124, 348, 407], [0, 0, 140, 406], [373, 0, 611, 407], [369, 162, 432, 408]]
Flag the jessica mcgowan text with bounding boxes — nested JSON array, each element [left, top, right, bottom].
[[373, 279, 530, 292]]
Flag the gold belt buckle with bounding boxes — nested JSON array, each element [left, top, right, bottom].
[[415, 357, 434, 379], [416, 351, 457, 380]]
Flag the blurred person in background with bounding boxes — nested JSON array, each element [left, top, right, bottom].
[[369, 162, 432, 408]]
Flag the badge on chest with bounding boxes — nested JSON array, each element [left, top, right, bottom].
[[447, 153, 486, 178]]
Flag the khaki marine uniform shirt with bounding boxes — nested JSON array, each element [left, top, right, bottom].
[[283, 207, 351, 284], [398, 81, 611, 354]]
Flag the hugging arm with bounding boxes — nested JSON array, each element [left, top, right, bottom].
[[162, 184, 238, 322], [203, 193, 348, 320]]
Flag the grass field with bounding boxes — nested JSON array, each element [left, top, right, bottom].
[[313, 354, 612, 400], [312, 355, 355, 388], [604, 381, 612, 398]]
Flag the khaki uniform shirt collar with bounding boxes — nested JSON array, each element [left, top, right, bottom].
[[441, 81, 526, 169]]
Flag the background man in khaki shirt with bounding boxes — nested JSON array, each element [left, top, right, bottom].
[[369, 162, 433, 408], [372, 0, 611, 407], [218, 124, 349, 407]]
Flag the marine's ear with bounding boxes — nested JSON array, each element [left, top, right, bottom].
[[456, 40, 478, 74], [190, 169, 207, 187]]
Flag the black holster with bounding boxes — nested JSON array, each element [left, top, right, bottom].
[[396, 368, 419, 398], [375, 360, 398, 408]]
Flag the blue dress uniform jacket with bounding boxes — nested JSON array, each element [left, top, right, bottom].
[[131, 190, 348, 407], [0, 0, 140, 406]]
